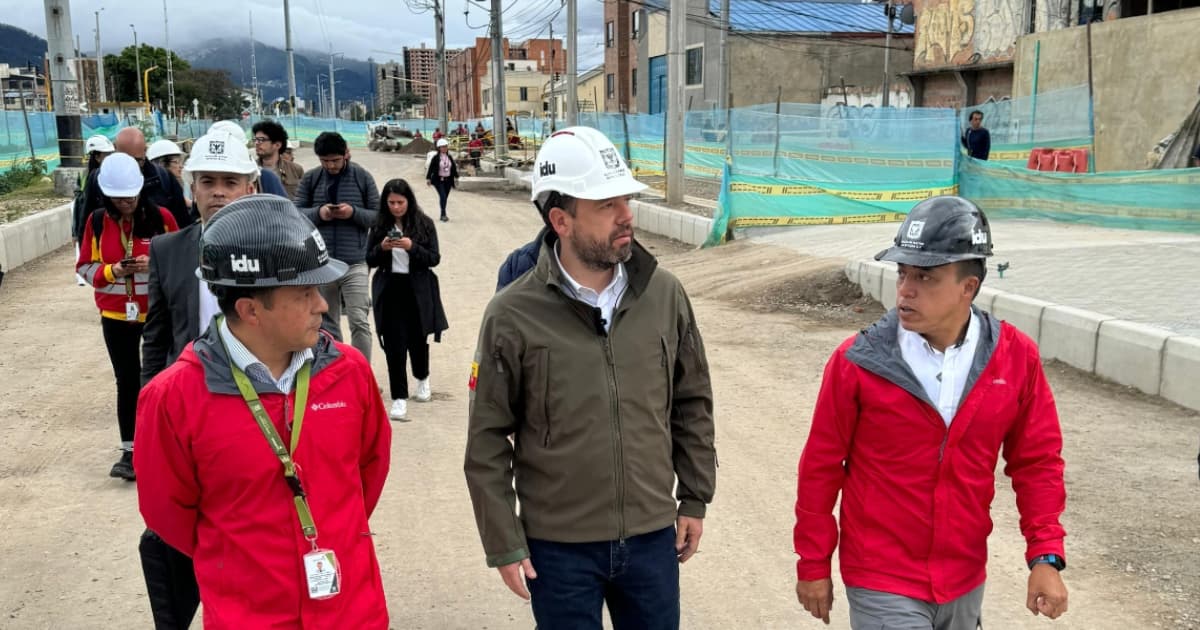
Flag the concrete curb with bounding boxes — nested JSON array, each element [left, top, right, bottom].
[[0, 202, 73, 274], [504, 168, 714, 247], [847, 260, 1200, 412]]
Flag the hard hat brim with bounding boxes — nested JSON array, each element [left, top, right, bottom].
[[195, 257, 349, 288], [555, 177, 649, 202], [100, 184, 144, 198], [875, 246, 986, 267]]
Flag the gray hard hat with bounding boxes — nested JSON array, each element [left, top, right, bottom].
[[197, 194, 347, 287], [875, 196, 994, 267]]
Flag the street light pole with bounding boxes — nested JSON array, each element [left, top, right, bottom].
[[130, 24, 141, 105], [882, 0, 893, 108], [95, 8, 106, 103], [435, 0, 449, 135], [566, 0, 577, 125], [162, 0, 175, 120], [490, 0, 507, 161]]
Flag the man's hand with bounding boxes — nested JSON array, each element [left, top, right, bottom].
[[318, 204, 334, 221], [796, 578, 833, 625], [675, 516, 704, 563], [1027, 564, 1068, 619], [496, 558, 537, 600], [335, 203, 354, 219]]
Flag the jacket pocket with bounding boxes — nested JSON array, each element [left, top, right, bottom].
[[523, 348, 552, 447]]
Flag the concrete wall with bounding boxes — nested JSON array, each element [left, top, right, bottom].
[[913, 0, 1028, 69], [0, 202, 72, 275], [730, 36, 915, 107], [1012, 7, 1200, 171]]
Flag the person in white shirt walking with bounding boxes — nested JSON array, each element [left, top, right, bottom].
[[366, 178, 448, 421]]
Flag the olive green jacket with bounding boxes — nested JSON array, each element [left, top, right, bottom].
[[464, 235, 716, 567]]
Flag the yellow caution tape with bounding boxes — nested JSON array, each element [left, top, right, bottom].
[[728, 182, 957, 201], [729, 212, 910, 228]]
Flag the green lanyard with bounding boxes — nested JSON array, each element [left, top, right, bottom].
[[229, 354, 318, 541], [119, 218, 135, 298]]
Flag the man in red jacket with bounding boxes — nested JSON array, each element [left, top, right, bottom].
[[135, 194, 392, 628], [794, 196, 1068, 628]]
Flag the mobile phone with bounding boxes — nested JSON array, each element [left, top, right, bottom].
[[387, 227, 403, 239], [119, 257, 138, 266]]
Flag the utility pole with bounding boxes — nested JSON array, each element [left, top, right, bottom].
[[328, 51, 337, 119], [435, 0, 449, 135], [548, 21, 555, 132], [665, 0, 686, 203], [284, 0, 298, 122], [130, 24, 141, 106], [94, 8, 106, 102], [566, 0, 577, 125], [43, 0, 83, 168], [719, 0, 730, 111], [882, 0, 893, 107], [490, 0, 507, 160], [249, 12, 259, 115], [163, 0, 175, 120]]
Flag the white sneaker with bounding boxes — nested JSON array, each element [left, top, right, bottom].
[[415, 378, 432, 402], [389, 398, 409, 422]]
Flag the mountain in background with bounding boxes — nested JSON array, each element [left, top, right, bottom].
[[0, 24, 48, 69]]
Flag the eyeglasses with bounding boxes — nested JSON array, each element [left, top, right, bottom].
[[252, 137, 272, 144]]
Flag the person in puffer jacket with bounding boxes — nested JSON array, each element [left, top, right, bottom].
[[794, 196, 1069, 628]]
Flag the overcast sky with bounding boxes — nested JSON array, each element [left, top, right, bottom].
[[5, 0, 608, 69]]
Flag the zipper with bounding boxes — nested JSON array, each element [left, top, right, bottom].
[[660, 335, 672, 417], [603, 336, 626, 540]]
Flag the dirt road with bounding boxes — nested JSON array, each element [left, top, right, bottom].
[[1, 149, 1197, 629]]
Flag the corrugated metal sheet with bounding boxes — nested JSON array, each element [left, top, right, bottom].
[[706, 0, 914, 34]]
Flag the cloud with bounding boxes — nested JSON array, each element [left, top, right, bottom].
[[2, 0, 607, 73]]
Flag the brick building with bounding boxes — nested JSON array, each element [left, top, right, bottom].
[[603, 0, 640, 112], [447, 37, 565, 121]]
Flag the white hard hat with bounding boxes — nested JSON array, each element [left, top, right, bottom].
[[530, 126, 646, 201], [85, 135, 115, 154], [208, 120, 247, 144], [184, 131, 260, 177], [147, 139, 184, 162], [98, 152, 145, 197], [436, 138, 449, 148], [286, 140, 299, 150]]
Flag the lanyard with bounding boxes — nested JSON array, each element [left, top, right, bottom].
[[119, 218, 135, 298], [228, 350, 318, 541]]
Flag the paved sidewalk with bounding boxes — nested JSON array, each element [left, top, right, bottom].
[[749, 220, 1200, 337]]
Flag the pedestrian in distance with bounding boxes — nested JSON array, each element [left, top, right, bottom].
[[147, 139, 189, 210], [425, 138, 458, 223], [75, 153, 179, 481], [794, 196, 1068, 628], [366, 178, 449, 422], [137, 129, 261, 630], [253, 119, 305, 199], [465, 126, 717, 630], [135, 194, 392, 629], [283, 139, 300, 166], [295, 131, 380, 360], [962, 110, 991, 161]]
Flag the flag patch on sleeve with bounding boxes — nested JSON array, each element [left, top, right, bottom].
[[468, 361, 479, 391]]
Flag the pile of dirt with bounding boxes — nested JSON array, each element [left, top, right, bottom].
[[399, 137, 434, 154]]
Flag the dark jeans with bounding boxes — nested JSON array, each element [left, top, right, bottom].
[[139, 529, 199, 630], [527, 526, 680, 630], [432, 177, 452, 217], [378, 274, 429, 400], [100, 317, 143, 444]]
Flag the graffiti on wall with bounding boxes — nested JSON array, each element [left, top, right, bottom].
[[915, 0, 1025, 69], [1035, 0, 1072, 32]]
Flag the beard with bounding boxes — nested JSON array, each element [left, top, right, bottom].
[[570, 227, 634, 271]]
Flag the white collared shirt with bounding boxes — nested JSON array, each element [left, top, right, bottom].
[[218, 318, 314, 393], [898, 313, 981, 426], [553, 243, 628, 333], [198, 281, 221, 336]]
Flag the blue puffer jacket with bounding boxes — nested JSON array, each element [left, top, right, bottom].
[[496, 226, 548, 292]]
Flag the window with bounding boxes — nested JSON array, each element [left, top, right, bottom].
[[606, 73, 615, 98], [482, 88, 490, 104], [632, 10, 642, 38], [686, 46, 703, 86], [606, 21, 615, 47], [519, 87, 529, 101], [631, 68, 637, 96]]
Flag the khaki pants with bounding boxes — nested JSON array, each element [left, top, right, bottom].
[[318, 262, 372, 361]]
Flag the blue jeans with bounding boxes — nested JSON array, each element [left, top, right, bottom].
[[526, 526, 680, 630]]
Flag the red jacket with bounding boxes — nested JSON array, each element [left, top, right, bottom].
[[794, 309, 1066, 603], [76, 207, 179, 322], [135, 328, 392, 628]]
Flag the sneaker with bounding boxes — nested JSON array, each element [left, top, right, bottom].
[[415, 378, 432, 402], [110, 451, 135, 481], [440, 215, 449, 222], [389, 398, 409, 422]]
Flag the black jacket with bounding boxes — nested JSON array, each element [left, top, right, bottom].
[[496, 227, 547, 292], [425, 151, 459, 187], [295, 161, 379, 264], [366, 222, 449, 344], [962, 127, 991, 161], [74, 161, 192, 239], [141, 223, 204, 385]]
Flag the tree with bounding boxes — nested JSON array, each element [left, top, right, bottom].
[[103, 45, 189, 104], [174, 69, 243, 120]]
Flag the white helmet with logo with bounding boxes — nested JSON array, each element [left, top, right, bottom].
[[147, 139, 184, 162], [184, 131, 260, 179], [208, 120, 247, 144], [530, 126, 646, 202]]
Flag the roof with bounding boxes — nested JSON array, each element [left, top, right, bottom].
[[707, 0, 914, 35]]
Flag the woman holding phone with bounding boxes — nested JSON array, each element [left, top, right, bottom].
[[367, 178, 448, 421], [75, 153, 179, 480]]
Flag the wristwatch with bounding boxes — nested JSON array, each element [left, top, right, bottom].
[[1028, 554, 1066, 571]]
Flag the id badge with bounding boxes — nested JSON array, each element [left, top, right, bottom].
[[125, 301, 140, 322], [303, 549, 341, 600]]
